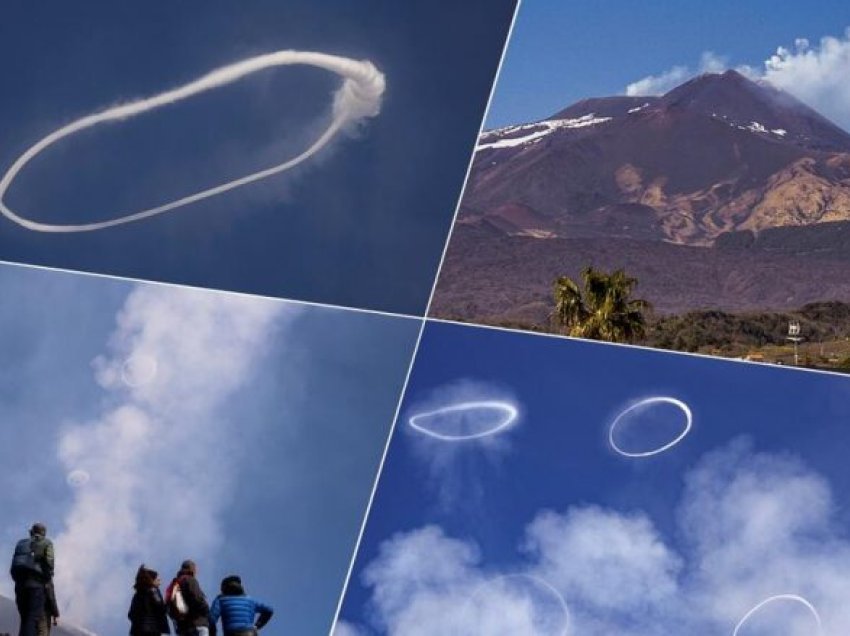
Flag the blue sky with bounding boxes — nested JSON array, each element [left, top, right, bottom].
[[339, 322, 850, 634], [0, 263, 419, 636], [487, 0, 850, 128], [0, 0, 517, 315]]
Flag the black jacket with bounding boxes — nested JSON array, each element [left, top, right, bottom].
[[172, 575, 213, 634], [129, 586, 170, 635]]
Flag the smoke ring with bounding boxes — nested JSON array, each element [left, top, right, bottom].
[[608, 396, 692, 458], [121, 354, 158, 387], [66, 469, 91, 488], [0, 50, 386, 232], [408, 400, 518, 441], [732, 594, 823, 635], [462, 573, 571, 636]]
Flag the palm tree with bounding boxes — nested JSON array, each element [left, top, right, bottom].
[[552, 267, 652, 343]]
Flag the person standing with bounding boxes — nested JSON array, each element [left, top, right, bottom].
[[165, 560, 213, 636], [9, 523, 54, 636], [128, 565, 170, 636], [209, 575, 273, 636]]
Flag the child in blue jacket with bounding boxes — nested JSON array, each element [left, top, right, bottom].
[[209, 575, 273, 636]]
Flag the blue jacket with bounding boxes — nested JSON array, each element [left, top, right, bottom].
[[210, 594, 273, 632]]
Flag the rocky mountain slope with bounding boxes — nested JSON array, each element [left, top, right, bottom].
[[463, 70, 850, 245]]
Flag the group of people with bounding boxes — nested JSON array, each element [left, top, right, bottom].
[[131, 559, 274, 636], [9, 523, 275, 636]]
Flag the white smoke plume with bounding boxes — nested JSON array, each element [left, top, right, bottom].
[[51, 284, 295, 630], [0, 50, 386, 232], [626, 52, 728, 96], [345, 439, 850, 635], [761, 29, 850, 131]]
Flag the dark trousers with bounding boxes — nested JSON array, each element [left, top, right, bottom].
[[15, 584, 45, 636]]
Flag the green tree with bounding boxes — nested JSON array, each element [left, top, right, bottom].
[[552, 267, 652, 343]]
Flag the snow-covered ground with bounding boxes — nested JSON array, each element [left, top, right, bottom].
[[477, 113, 612, 151]]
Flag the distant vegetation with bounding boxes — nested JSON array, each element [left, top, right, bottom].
[[551, 267, 652, 344], [474, 269, 850, 370], [645, 301, 850, 366]]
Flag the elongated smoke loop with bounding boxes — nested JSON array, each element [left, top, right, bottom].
[[732, 594, 823, 636], [0, 51, 386, 232]]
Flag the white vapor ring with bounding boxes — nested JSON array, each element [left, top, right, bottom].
[[608, 396, 692, 458], [463, 573, 571, 636], [732, 594, 823, 636], [0, 50, 385, 232], [408, 400, 518, 441]]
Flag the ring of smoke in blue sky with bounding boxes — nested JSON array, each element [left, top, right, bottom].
[[0, 0, 517, 315], [336, 321, 850, 635], [487, 0, 850, 131], [0, 263, 418, 636]]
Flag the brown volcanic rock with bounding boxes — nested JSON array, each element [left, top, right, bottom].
[[465, 71, 850, 246], [472, 202, 558, 237]]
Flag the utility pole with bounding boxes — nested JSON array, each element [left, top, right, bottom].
[[787, 320, 804, 366]]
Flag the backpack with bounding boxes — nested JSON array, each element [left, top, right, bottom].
[[166, 578, 190, 620], [10, 539, 43, 581], [10, 538, 43, 582]]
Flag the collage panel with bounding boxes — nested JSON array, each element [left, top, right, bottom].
[[432, 0, 850, 368], [0, 0, 518, 315], [337, 320, 850, 635], [0, 263, 419, 635]]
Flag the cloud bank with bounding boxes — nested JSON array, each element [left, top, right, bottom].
[[52, 284, 296, 630], [345, 439, 850, 635], [625, 30, 850, 131]]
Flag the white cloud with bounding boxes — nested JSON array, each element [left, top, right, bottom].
[[334, 621, 369, 636], [51, 284, 297, 631], [523, 506, 681, 613], [348, 439, 850, 635]]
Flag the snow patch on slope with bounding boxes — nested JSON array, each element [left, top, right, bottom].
[[477, 114, 612, 151]]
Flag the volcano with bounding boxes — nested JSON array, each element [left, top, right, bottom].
[[433, 71, 850, 324]]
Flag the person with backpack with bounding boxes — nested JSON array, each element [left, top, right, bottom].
[[209, 575, 273, 636], [128, 565, 170, 635], [9, 523, 54, 636], [164, 560, 213, 636]]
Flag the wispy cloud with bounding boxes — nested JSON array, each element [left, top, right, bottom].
[[347, 438, 850, 635], [52, 284, 297, 630]]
